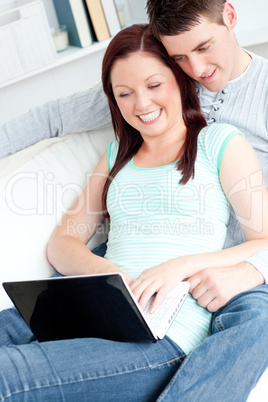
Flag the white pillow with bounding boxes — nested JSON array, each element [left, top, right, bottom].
[[0, 127, 114, 310]]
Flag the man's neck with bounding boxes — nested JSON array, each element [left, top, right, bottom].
[[231, 46, 252, 81]]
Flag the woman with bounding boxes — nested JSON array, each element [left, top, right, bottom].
[[48, 23, 268, 352], [1, 24, 268, 401]]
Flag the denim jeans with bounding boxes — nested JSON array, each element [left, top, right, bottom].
[[158, 284, 268, 401], [1, 284, 268, 401], [0, 313, 184, 401], [1, 238, 268, 401]]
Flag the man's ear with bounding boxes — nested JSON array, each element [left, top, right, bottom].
[[223, 2, 237, 30]]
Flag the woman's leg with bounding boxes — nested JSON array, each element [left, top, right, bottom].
[[0, 308, 35, 347], [0, 336, 185, 401]]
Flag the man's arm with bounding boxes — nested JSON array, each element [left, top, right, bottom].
[[188, 234, 268, 313], [246, 248, 268, 284], [179, 205, 268, 312], [188, 260, 265, 312], [0, 81, 111, 158]]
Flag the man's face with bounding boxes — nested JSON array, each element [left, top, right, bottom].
[[161, 16, 239, 92]]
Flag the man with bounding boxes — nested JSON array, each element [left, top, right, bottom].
[[0, 1, 267, 400], [147, 0, 268, 311], [145, 2, 268, 399]]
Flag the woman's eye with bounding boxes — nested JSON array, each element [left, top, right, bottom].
[[119, 92, 132, 98], [149, 83, 161, 90]]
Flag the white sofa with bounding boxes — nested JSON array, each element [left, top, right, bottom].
[[0, 126, 267, 400]]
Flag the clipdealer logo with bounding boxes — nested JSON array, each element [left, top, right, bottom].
[[5, 170, 87, 217], [5, 168, 266, 234]]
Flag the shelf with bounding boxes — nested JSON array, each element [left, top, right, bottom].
[[1, 24, 267, 91], [0, 38, 112, 90]]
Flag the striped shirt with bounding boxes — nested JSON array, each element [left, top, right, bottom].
[[105, 123, 241, 354]]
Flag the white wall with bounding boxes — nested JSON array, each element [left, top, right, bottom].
[[128, 0, 147, 22], [231, 0, 268, 33]]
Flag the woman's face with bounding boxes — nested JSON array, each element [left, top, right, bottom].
[[110, 52, 184, 141]]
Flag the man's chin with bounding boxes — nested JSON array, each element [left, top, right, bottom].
[[200, 80, 227, 93]]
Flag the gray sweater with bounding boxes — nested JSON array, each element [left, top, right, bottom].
[[196, 51, 268, 283], [1, 51, 268, 281]]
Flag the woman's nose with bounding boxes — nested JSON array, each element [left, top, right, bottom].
[[135, 92, 151, 110]]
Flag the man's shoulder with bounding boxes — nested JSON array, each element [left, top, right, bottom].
[[248, 49, 268, 63], [248, 50, 268, 71]]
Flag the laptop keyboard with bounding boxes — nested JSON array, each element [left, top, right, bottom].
[[142, 285, 188, 334]]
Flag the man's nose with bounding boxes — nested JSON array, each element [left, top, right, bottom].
[[188, 55, 206, 78]]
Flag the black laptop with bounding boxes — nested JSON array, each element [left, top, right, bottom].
[[3, 273, 189, 343]]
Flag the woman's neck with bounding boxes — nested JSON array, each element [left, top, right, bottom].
[[135, 124, 187, 168]]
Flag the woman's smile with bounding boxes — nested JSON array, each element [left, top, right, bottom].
[[137, 108, 162, 123]]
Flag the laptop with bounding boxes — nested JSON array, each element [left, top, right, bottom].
[[3, 273, 189, 343]]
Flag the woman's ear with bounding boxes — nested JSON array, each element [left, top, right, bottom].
[[223, 2, 237, 30]]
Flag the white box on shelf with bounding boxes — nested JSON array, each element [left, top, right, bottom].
[[0, 0, 57, 83]]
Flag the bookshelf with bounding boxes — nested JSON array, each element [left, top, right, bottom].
[[0, 0, 267, 126], [0, 0, 147, 125], [0, 0, 145, 90], [0, 39, 112, 90]]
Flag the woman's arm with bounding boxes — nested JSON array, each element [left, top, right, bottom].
[[181, 134, 268, 269], [47, 150, 129, 282], [131, 135, 268, 311]]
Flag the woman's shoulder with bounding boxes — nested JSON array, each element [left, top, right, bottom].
[[107, 140, 119, 171], [199, 123, 242, 139], [198, 123, 243, 171], [198, 123, 242, 147]]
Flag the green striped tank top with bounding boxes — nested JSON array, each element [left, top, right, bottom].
[[105, 123, 241, 354]]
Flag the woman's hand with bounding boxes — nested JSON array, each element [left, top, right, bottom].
[[130, 259, 186, 313], [129, 255, 266, 315], [122, 271, 134, 287]]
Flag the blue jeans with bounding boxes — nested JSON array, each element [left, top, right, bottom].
[[0, 314, 184, 401], [1, 286, 268, 401], [1, 240, 268, 401]]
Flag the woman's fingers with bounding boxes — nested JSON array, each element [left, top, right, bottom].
[[131, 277, 171, 312]]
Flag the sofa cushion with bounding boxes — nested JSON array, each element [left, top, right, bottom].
[[0, 127, 114, 310]]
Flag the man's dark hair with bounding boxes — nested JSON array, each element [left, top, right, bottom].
[[146, 0, 227, 39]]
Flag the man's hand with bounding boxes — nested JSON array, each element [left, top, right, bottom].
[[188, 262, 264, 312]]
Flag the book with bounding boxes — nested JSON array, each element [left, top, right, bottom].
[[101, 0, 121, 37], [84, 0, 110, 42], [3, 273, 190, 342], [53, 0, 93, 48]]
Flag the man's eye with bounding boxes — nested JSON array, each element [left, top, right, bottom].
[[174, 56, 184, 63], [199, 46, 209, 52]]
